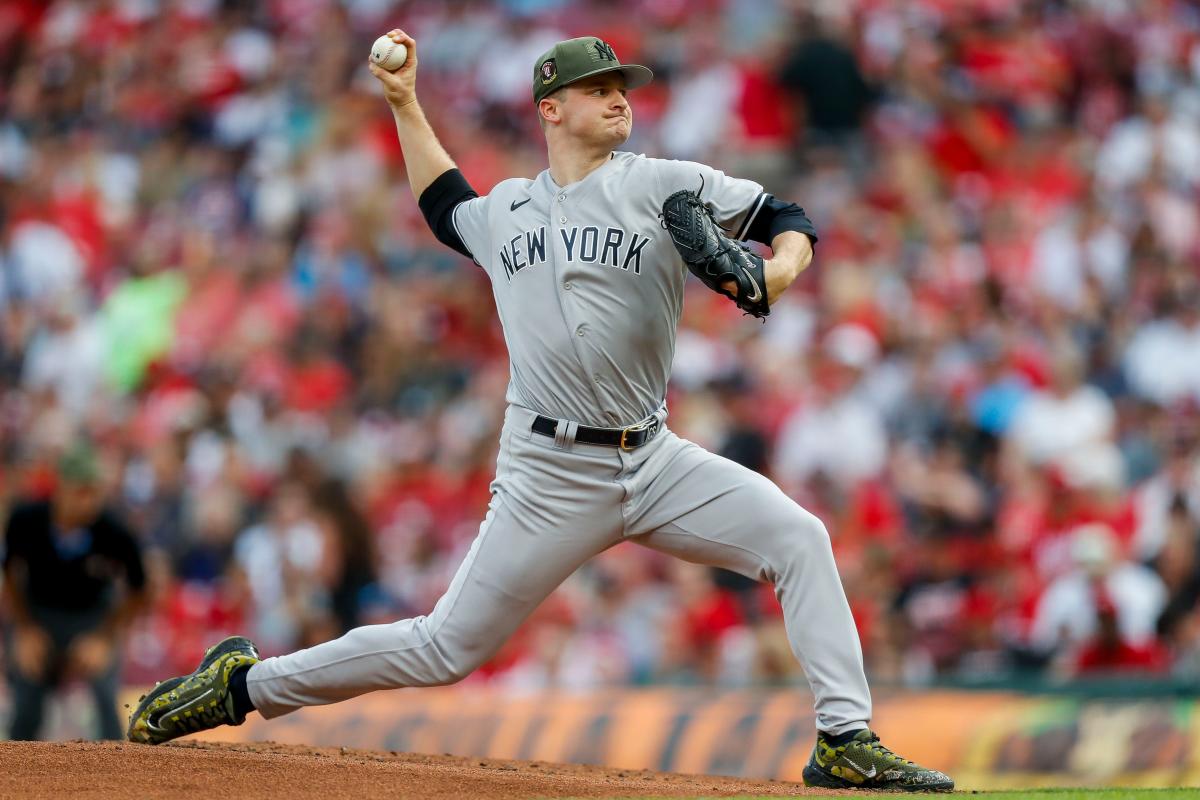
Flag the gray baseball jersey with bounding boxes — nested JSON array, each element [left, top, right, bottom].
[[452, 151, 765, 427], [245, 150, 872, 738]]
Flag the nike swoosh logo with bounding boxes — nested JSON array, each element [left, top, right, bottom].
[[741, 266, 763, 302], [147, 687, 217, 732], [842, 757, 876, 779], [510, 198, 531, 211]]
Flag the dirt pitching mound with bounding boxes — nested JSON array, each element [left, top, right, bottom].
[[0, 740, 866, 799]]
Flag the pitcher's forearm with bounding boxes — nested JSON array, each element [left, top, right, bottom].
[[765, 231, 814, 304], [392, 101, 457, 201]]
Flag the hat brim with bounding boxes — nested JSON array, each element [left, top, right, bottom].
[[541, 64, 654, 102]]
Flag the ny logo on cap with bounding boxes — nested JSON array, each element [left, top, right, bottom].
[[590, 41, 617, 62]]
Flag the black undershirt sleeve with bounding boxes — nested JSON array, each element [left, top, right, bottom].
[[418, 168, 478, 259], [102, 512, 146, 592], [744, 193, 819, 247]]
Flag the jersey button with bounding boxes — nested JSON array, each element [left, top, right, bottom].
[[559, 216, 567, 224], [558, 194, 566, 202], [576, 326, 585, 337], [563, 282, 572, 291], [593, 374, 602, 384]]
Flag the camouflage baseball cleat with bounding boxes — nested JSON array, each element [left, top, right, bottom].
[[127, 636, 259, 745], [802, 728, 954, 792]]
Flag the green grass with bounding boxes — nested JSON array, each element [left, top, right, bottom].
[[950, 793, 1197, 799], [582, 791, 1199, 799]]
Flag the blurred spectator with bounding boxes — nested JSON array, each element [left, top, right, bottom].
[[1, 443, 146, 739], [1071, 593, 1170, 677], [892, 430, 990, 540], [774, 324, 888, 493], [99, 245, 187, 394], [1124, 288, 1200, 408], [234, 480, 336, 654], [1006, 337, 1115, 468], [20, 290, 106, 419], [657, 561, 745, 684], [1030, 524, 1167, 670], [778, 12, 875, 146], [1153, 497, 1200, 654], [1134, 432, 1200, 562], [1096, 95, 1200, 192], [311, 479, 378, 634]]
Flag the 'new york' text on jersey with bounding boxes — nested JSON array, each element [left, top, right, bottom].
[[452, 151, 766, 427]]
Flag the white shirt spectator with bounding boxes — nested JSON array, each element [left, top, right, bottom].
[[1097, 112, 1200, 190], [1007, 385, 1115, 465], [473, 25, 565, 106], [659, 64, 739, 160], [1030, 217, 1086, 311], [235, 517, 328, 652], [774, 393, 888, 489], [22, 311, 107, 418], [8, 221, 85, 301], [1123, 316, 1200, 406], [1029, 211, 1130, 308], [1031, 562, 1167, 652]]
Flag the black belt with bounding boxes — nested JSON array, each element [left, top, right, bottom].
[[532, 414, 661, 449]]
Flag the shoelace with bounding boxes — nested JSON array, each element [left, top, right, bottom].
[[860, 733, 915, 766]]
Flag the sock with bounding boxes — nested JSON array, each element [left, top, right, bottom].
[[822, 728, 866, 747], [229, 664, 256, 720]]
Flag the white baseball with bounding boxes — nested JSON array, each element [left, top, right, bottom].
[[371, 36, 408, 71]]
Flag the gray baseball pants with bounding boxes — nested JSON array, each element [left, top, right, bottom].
[[246, 404, 872, 734]]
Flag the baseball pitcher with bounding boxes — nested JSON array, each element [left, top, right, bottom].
[[128, 31, 952, 792]]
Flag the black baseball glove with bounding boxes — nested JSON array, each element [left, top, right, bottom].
[[660, 189, 770, 319]]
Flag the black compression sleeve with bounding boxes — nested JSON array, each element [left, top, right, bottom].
[[744, 194, 819, 247], [418, 168, 478, 258]]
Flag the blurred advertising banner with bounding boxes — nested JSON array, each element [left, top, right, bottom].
[[172, 687, 1199, 790]]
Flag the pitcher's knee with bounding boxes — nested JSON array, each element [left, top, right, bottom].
[[422, 651, 472, 686], [425, 636, 488, 685], [796, 509, 832, 546], [767, 507, 833, 570], [434, 660, 473, 686]]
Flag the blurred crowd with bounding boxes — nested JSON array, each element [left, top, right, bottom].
[[2, 0, 1200, 695]]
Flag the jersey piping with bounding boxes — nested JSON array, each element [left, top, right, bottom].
[[734, 192, 768, 242]]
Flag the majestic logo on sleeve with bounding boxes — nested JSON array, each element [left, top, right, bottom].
[[589, 41, 617, 62], [497, 225, 652, 280], [540, 59, 557, 85]]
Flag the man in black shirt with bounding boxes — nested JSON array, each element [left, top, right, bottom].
[[2, 444, 147, 739]]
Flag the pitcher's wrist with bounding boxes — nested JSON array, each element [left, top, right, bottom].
[[390, 97, 419, 115]]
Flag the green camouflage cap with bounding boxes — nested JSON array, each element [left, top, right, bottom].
[[58, 441, 102, 484], [533, 36, 653, 105]]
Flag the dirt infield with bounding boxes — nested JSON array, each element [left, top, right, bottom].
[[0, 740, 859, 799]]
